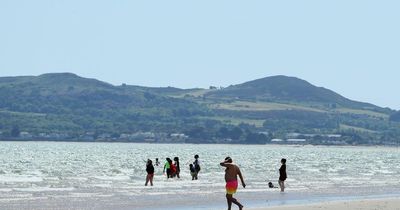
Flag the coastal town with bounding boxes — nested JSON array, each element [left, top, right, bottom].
[[1, 129, 379, 146]]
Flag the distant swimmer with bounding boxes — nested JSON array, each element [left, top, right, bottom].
[[155, 158, 160, 166], [145, 159, 154, 186], [220, 157, 246, 210], [268, 181, 278, 188], [278, 158, 287, 192]]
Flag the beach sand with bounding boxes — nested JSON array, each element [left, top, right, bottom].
[[250, 198, 400, 210]]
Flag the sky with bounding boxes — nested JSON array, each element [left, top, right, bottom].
[[0, 1, 399, 110]]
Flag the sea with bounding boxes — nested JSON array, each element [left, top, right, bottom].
[[0, 142, 399, 210]]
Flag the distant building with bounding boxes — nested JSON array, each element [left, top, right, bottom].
[[286, 133, 301, 138], [287, 138, 307, 143], [170, 133, 188, 139], [325, 134, 342, 138], [20, 131, 33, 139], [169, 133, 188, 143], [97, 133, 111, 140], [144, 138, 156, 143], [271, 138, 283, 142]]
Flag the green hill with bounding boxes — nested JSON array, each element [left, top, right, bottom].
[[205, 75, 385, 111], [0, 73, 210, 136], [0, 73, 398, 145]]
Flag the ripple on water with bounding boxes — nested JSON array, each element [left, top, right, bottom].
[[0, 142, 399, 207]]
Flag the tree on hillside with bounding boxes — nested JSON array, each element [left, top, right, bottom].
[[245, 132, 270, 144], [389, 111, 400, 122], [230, 127, 243, 140], [11, 125, 20, 137]]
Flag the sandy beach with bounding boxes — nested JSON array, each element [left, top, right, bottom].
[[250, 198, 400, 210]]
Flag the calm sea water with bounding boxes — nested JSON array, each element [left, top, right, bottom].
[[0, 142, 399, 209]]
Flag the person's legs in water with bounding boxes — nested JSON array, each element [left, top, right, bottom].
[[278, 180, 285, 192], [145, 174, 150, 186], [166, 169, 171, 179], [149, 174, 153, 186], [226, 194, 243, 210]]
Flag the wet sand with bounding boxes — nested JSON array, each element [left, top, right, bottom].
[[249, 198, 400, 210]]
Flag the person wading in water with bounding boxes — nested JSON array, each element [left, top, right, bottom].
[[220, 157, 246, 210]]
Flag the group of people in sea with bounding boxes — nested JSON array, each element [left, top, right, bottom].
[[145, 154, 201, 186], [144, 155, 287, 210], [162, 156, 183, 179]]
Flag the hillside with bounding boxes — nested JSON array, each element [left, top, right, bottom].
[[0, 73, 210, 136], [0, 73, 399, 145], [205, 76, 385, 111]]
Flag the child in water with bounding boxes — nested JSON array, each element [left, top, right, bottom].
[[145, 159, 154, 186], [189, 164, 197, 180], [278, 158, 287, 192], [155, 158, 160, 166]]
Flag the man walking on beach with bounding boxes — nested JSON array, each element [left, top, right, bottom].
[[220, 157, 246, 210]]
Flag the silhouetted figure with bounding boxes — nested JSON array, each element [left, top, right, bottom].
[[278, 158, 287, 192], [189, 164, 197, 180], [174, 157, 180, 178], [193, 154, 201, 179], [145, 159, 154, 186]]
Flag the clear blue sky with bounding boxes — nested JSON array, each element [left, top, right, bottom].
[[1, 1, 399, 109]]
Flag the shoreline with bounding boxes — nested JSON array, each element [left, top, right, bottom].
[[248, 197, 400, 210], [0, 140, 398, 148]]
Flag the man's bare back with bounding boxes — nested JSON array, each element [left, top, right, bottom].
[[224, 163, 241, 182], [220, 157, 246, 187]]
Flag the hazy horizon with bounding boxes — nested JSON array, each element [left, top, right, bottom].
[[1, 1, 399, 109]]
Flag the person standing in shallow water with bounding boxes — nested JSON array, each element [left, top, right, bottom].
[[278, 158, 287, 192], [189, 164, 197, 180], [169, 158, 176, 177], [220, 157, 246, 210], [145, 159, 154, 186], [173, 157, 180, 178], [193, 154, 201, 179], [163, 158, 172, 178]]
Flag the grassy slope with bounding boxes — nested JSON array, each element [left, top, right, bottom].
[[0, 73, 395, 139], [163, 82, 391, 132]]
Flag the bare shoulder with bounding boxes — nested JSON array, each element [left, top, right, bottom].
[[234, 164, 241, 171]]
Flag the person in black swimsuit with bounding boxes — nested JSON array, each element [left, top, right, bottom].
[[145, 159, 154, 186], [193, 154, 201, 179], [278, 158, 287, 192]]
